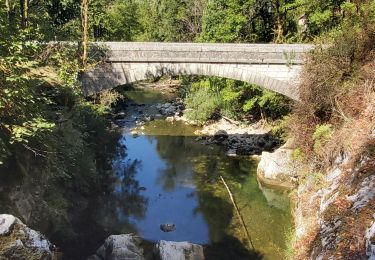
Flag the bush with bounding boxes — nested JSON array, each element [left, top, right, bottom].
[[184, 76, 291, 123], [185, 86, 221, 124], [312, 124, 333, 153]]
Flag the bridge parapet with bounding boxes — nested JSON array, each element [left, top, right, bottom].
[[94, 42, 313, 65]]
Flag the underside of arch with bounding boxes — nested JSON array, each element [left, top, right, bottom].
[[81, 62, 300, 100]]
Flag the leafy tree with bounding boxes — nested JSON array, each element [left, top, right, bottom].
[[137, 0, 205, 42], [103, 0, 140, 41]]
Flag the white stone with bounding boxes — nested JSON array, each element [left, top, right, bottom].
[[0, 214, 56, 257], [347, 175, 375, 211], [366, 215, 375, 259], [0, 214, 17, 235], [156, 240, 204, 260], [257, 148, 297, 182]]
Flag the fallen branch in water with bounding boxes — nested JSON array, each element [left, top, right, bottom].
[[220, 175, 254, 250]]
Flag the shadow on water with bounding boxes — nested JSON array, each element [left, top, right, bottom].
[[205, 235, 263, 260], [0, 124, 149, 260]]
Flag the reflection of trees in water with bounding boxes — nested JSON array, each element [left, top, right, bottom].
[[112, 158, 148, 219], [153, 135, 222, 191], [151, 134, 262, 257]]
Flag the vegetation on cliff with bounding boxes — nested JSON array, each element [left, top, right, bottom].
[[287, 2, 375, 258]]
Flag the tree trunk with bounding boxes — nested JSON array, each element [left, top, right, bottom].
[[273, 0, 284, 43], [19, 0, 28, 28], [275, 13, 284, 43], [81, 0, 89, 69], [5, 0, 16, 30]]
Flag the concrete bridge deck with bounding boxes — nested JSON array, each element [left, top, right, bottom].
[[82, 42, 314, 100]]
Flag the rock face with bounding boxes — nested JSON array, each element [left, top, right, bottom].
[[257, 147, 298, 189], [155, 240, 204, 260], [294, 153, 375, 259], [0, 214, 58, 260], [89, 234, 145, 260]]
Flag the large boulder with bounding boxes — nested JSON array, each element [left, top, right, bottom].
[[155, 240, 204, 260], [257, 148, 298, 189], [0, 214, 58, 260], [89, 234, 145, 260]]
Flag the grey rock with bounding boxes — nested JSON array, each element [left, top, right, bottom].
[[213, 130, 229, 139], [90, 234, 145, 260], [114, 112, 126, 120], [160, 223, 176, 232], [155, 240, 204, 260], [257, 147, 298, 187]]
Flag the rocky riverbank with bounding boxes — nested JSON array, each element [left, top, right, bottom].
[[0, 215, 205, 260], [0, 214, 59, 259], [117, 95, 281, 157]]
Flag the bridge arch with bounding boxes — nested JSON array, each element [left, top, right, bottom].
[[81, 62, 300, 100]]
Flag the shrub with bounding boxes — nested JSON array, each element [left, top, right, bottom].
[[312, 124, 334, 153], [185, 86, 221, 124], [184, 76, 291, 123]]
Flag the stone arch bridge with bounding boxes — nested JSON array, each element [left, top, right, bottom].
[[81, 42, 313, 100]]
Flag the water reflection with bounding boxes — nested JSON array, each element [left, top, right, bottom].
[[113, 118, 291, 259]]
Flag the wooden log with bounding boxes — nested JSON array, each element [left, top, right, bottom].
[[220, 175, 254, 250]]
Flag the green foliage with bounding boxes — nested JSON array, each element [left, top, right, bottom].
[[271, 115, 291, 142], [291, 4, 375, 158], [136, 0, 205, 42], [10, 118, 55, 144], [200, 0, 248, 42], [291, 148, 305, 161], [312, 124, 333, 152], [183, 76, 290, 123], [185, 85, 221, 124], [242, 87, 290, 118], [101, 1, 140, 41], [0, 32, 56, 162]]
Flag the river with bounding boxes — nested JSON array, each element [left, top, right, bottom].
[[0, 85, 292, 259]]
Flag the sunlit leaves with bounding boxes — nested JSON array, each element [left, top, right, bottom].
[[10, 118, 55, 144]]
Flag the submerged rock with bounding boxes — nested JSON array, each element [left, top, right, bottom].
[[155, 240, 204, 260], [89, 234, 145, 260], [160, 223, 176, 232], [0, 214, 58, 259]]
